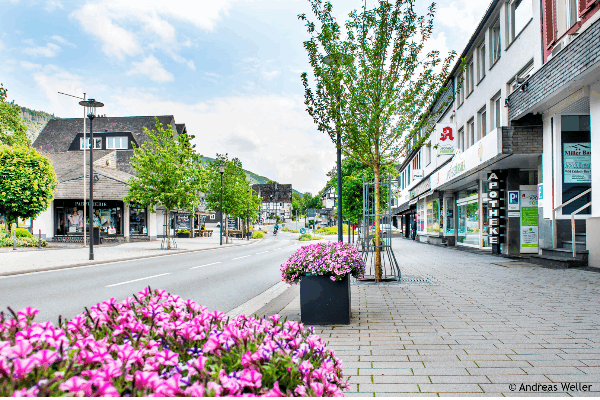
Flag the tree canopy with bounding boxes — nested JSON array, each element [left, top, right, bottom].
[[125, 118, 205, 248], [0, 84, 30, 147], [0, 145, 57, 225]]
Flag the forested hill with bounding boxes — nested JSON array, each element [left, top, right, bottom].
[[20, 107, 57, 142]]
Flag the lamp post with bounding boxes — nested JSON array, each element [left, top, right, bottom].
[[247, 188, 250, 241], [323, 54, 344, 243], [78, 98, 104, 260], [218, 164, 225, 246]]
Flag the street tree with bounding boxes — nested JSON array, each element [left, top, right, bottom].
[[0, 145, 57, 232], [125, 118, 205, 249], [300, 0, 455, 281], [292, 192, 304, 217], [0, 84, 30, 147], [205, 154, 261, 243]]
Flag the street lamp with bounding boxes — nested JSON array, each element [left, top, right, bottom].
[[323, 54, 345, 243], [247, 188, 250, 241], [218, 164, 225, 246], [78, 98, 104, 260]]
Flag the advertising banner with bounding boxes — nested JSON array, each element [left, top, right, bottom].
[[520, 189, 538, 253], [563, 143, 591, 183], [436, 124, 457, 156]]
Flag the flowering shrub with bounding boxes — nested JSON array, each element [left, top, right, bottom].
[[280, 242, 366, 284], [0, 237, 47, 247], [0, 288, 348, 396]]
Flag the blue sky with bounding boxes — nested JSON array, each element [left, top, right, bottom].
[[0, 0, 489, 194]]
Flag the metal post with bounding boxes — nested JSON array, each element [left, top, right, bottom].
[[337, 96, 343, 243], [83, 93, 86, 246], [89, 115, 95, 260], [38, 229, 41, 249], [13, 222, 16, 251], [220, 171, 223, 246], [348, 220, 350, 243]]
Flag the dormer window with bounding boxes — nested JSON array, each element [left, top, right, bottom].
[[107, 137, 129, 149], [80, 138, 102, 150]]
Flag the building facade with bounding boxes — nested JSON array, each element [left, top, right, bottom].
[[251, 183, 293, 222], [31, 115, 202, 241]]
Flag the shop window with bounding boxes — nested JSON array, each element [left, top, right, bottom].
[[561, 115, 591, 214], [107, 137, 129, 149], [417, 200, 426, 233], [490, 19, 501, 65], [507, 0, 532, 43], [457, 188, 479, 246], [445, 197, 455, 235], [477, 42, 486, 81], [129, 206, 147, 235], [80, 137, 102, 150], [426, 199, 439, 234], [55, 200, 122, 236], [478, 106, 487, 139]]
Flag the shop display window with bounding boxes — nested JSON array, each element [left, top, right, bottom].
[[426, 199, 440, 234], [130, 207, 147, 235], [445, 197, 455, 235], [561, 115, 591, 214], [457, 187, 479, 246], [417, 200, 426, 233], [54, 200, 123, 236]]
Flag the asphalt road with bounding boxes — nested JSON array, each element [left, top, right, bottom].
[[0, 232, 305, 323]]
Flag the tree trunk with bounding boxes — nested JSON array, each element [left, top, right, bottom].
[[373, 164, 382, 282], [166, 208, 171, 250]]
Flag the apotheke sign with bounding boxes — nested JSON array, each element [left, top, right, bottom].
[[487, 172, 506, 247], [436, 124, 457, 155]]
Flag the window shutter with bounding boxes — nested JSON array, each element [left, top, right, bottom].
[[580, 0, 596, 16], [543, 0, 556, 49]]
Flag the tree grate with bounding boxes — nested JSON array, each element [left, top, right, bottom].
[[352, 275, 437, 286], [399, 276, 436, 285]]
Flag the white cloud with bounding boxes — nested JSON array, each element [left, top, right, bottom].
[[109, 89, 334, 193], [23, 42, 60, 57], [0, 39, 3, 51], [45, 0, 63, 12], [127, 55, 174, 82], [436, 0, 490, 38], [20, 61, 42, 70], [50, 35, 75, 47]]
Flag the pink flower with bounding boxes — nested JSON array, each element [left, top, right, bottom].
[[59, 376, 93, 396], [310, 382, 325, 396], [134, 371, 160, 390], [154, 349, 178, 366], [11, 387, 39, 397], [240, 369, 262, 389], [184, 383, 205, 396], [17, 307, 39, 320], [154, 375, 182, 396], [30, 349, 58, 369], [189, 356, 208, 375], [12, 357, 38, 379], [203, 337, 220, 353], [265, 381, 284, 397], [241, 351, 253, 367], [94, 382, 119, 397], [207, 381, 222, 396], [9, 340, 33, 358]]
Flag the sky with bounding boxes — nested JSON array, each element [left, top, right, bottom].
[[0, 0, 490, 194]]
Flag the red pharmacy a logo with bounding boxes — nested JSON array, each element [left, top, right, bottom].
[[440, 127, 454, 141]]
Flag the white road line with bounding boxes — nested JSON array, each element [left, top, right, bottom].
[[273, 247, 283, 250], [231, 255, 251, 260], [256, 251, 269, 254], [105, 273, 171, 288], [189, 262, 221, 270]]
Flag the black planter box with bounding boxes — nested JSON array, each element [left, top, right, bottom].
[[300, 274, 350, 325], [177, 233, 191, 238]]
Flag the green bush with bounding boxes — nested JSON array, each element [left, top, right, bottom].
[[176, 229, 190, 234], [299, 233, 323, 241], [0, 236, 47, 247], [16, 228, 33, 238], [314, 225, 350, 235], [252, 231, 265, 239]]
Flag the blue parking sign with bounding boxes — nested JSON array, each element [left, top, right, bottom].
[[508, 191, 519, 211]]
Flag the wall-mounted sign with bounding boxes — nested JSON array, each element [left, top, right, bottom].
[[487, 171, 505, 248], [538, 183, 544, 200], [520, 189, 538, 254], [507, 191, 520, 211], [563, 143, 591, 183], [412, 169, 424, 180], [436, 124, 457, 155]]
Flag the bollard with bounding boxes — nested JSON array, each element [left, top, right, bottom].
[[39, 229, 42, 249], [13, 223, 16, 251]]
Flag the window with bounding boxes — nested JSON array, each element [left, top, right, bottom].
[[478, 106, 487, 139], [457, 75, 465, 106], [508, 0, 532, 43], [80, 137, 102, 150], [466, 58, 474, 95], [426, 144, 432, 166], [555, 0, 577, 39], [491, 93, 502, 129], [467, 118, 475, 148], [509, 61, 534, 93], [490, 19, 501, 64], [458, 127, 465, 152], [107, 137, 128, 149], [477, 42, 486, 81]]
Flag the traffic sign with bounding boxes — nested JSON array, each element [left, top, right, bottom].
[[300, 228, 306, 234]]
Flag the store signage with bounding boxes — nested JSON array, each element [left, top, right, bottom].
[[507, 191, 519, 211], [413, 169, 424, 180], [487, 172, 505, 245], [538, 183, 543, 200], [175, 214, 190, 230], [436, 124, 457, 155], [563, 143, 591, 183], [520, 190, 539, 253], [75, 201, 108, 208]]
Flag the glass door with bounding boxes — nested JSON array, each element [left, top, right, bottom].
[[457, 187, 480, 246]]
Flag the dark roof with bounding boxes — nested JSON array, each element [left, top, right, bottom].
[[251, 183, 293, 202], [33, 115, 176, 153], [175, 124, 187, 136]]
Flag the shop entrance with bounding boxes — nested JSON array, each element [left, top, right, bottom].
[[457, 187, 479, 246]]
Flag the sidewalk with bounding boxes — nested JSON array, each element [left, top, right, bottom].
[[0, 237, 257, 276], [256, 239, 600, 396]]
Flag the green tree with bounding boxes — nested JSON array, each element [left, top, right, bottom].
[[0, 145, 57, 232], [204, 154, 261, 243], [124, 118, 205, 249], [300, 0, 454, 281], [0, 84, 30, 147], [292, 192, 305, 217]]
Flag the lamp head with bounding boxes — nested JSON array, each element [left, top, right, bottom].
[[218, 164, 225, 173], [79, 98, 104, 118]]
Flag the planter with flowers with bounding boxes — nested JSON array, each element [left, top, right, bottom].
[[280, 242, 366, 325], [0, 287, 348, 396]]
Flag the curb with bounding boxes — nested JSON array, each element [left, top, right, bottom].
[[0, 240, 259, 278]]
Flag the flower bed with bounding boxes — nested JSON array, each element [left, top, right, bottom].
[[280, 242, 366, 284], [0, 288, 348, 396]]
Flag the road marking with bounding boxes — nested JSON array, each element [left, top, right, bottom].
[[189, 262, 221, 270], [256, 251, 269, 254], [232, 255, 251, 260], [273, 247, 282, 250], [105, 273, 170, 288]]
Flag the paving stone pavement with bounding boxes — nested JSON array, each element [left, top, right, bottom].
[[273, 238, 600, 397]]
